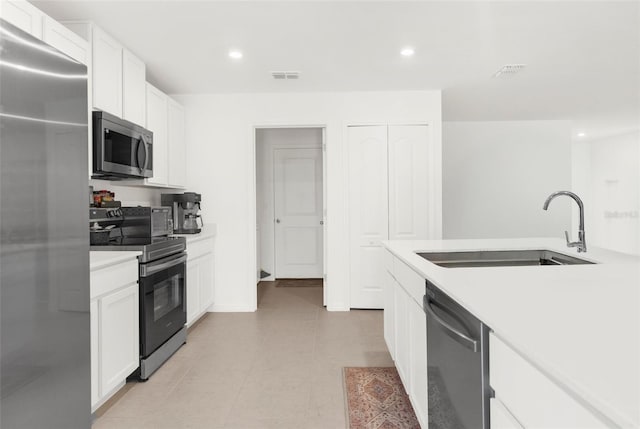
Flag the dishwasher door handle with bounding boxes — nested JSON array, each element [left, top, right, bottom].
[[424, 296, 479, 352]]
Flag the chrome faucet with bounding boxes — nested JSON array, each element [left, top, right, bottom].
[[543, 191, 587, 252]]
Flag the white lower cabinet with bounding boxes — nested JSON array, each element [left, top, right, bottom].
[[408, 300, 428, 426], [491, 397, 524, 429], [99, 285, 139, 395], [490, 333, 609, 428], [385, 249, 428, 428], [90, 258, 139, 412], [186, 237, 215, 326]]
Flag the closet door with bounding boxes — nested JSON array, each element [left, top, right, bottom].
[[388, 125, 430, 240], [348, 125, 388, 309]]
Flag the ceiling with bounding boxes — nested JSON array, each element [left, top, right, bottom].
[[34, 1, 640, 140]]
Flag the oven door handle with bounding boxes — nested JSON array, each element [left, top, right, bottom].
[[140, 254, 187, 277], [424, 295, 479, 352]]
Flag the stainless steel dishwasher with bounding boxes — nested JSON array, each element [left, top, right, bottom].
[[424, 280, 492, 429]]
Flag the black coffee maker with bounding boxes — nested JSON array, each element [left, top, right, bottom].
[[161, 192, 202, 234]]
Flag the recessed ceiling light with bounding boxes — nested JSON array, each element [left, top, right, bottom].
[[400, 47, 415, 57], [228, 50, 243, 59], [577, 132, 586, 138]]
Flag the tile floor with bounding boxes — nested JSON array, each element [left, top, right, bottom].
[[92, 280, 393, 429]]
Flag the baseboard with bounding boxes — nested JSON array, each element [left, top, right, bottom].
[[209, 304, 256, 312], [326, 303, 350, 312]]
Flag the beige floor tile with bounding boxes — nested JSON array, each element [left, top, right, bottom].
[[93, 280, 393, 429]]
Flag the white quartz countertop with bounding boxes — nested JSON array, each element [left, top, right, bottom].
[[383, 238, 640, 428], [89, 251, 141, 271], [171, 224, 216, 244]]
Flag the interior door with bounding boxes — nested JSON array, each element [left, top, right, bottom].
[[388, 124, 430, 240], [274, 148, 323, 278], [348, 125, 388, 309]]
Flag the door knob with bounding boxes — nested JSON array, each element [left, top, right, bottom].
[[276, 219, 281, 224], [320, 220, 324, 225]]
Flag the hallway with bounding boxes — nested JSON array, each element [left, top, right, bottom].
[[93, 280, 392, 428]]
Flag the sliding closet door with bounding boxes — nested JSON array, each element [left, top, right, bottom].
[[348, 126, 388, 309], [388, 125, 430, 240]]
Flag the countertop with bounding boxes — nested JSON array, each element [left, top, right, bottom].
[[89, 251, 141, 271], [383, 238, 640, 428], [171, 224, 216, 244]]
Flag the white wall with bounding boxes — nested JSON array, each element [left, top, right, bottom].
[[174, 91, 442, 311], [443, 121, 572, 239], [256, 128, 323, 282], [89, 179, 162, 206], [572, 131, 640, 255]]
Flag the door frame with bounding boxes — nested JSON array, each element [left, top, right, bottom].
[[251, 124, 328, 307]]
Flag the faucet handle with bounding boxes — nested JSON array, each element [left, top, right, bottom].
[[564, 231, 575, 247]]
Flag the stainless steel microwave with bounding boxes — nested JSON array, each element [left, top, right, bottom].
[[92, 111, 153, 179]]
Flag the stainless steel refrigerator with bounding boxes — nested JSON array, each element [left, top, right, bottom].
[[0, 19, 90, 428]]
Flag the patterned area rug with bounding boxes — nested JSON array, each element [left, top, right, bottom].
[[344, 367, 421, 429]]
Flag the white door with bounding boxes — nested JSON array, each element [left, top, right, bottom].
[[274, 148, 323, 278], [348, 125, 388, 309], [388, 125, 430, 240]]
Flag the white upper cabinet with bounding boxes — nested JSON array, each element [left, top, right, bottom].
[[145, 83, 168, 186], [1, 2, 88, 65], [122, 49, 146, 126], [92, 25, 122, 117], [0, 0, 43, 38], [42, 16, 88, 65], [167, 98, 187, 188]]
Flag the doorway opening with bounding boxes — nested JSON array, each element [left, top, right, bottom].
[[254, 127, 326, 307]]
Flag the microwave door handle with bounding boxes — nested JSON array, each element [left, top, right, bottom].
[[136, 136, 149, 173]]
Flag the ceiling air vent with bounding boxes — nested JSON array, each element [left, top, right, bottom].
[[493, 64, 526, 78], [271, 71, 300, 80]]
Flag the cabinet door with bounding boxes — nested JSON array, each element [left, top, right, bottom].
[[145, 83, 168, 186], [0, 0, 43, 38], [491, 398, 524, 429], [490, 334, 608, 428], [388, 125, 430, 240], [42, 16, 89, 64], [92, 26, 122, 116], [199, 253, 214, 313], [90, 299, 99, 410], [408, 298, 428, 427], [348, 125, 388, 309], [383, 269, 396, 360], [186, 258, 200, 325], [394, 283, 410, 388], [99, 284, 139, 396], [122, 49, 146, 126], [167, 98, 186, 187]]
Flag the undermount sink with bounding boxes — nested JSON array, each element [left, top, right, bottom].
[[416, 249, 595, 268]]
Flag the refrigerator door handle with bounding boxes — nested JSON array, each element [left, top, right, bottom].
[[424, 296, 479, 352]]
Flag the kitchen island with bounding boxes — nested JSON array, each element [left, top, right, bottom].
[[383, 238, 639, 428]]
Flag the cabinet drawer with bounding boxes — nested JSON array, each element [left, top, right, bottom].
[[186, 237, 214, 261], [90, 259, 138, 298], [393, 256, 424, 304], [490, 334, 607, 428]]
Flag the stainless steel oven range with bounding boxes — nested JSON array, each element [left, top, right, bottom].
[[90, 207, 187, 380]]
